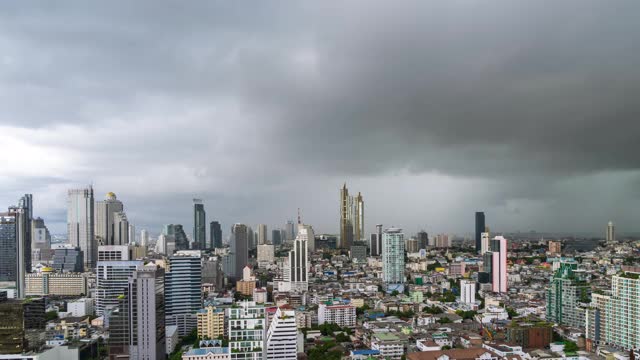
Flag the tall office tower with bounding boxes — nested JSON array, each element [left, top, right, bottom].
[[95, 192, 124, 246], [285, 221, 295, 242], [227, 301, 266, 360], [231, 224, 248, 280], [31, 217, 51, 262], [475, 212, 485, 254], [339, 183, 354, 249], [350, 243, 367, 262], [606, 221, 615, 243], [51, 244, 83, 273], [210, 221, 222, 249], [155, 234, 167, 255], [481, 232, 490, 254], [95, 260, 144, 316], [354, 192, 364, 242], [272, 229, 282, 246], [165, 251, 202, 336], [0, 206, 29, 298], [109, 267, 165, 360], [287, 228, 309, 293], [128, 224, 136, 245], [140, 229, 149, 247], [68, 187, 95, 270], [165, 224, 189, 251], [297, 223, 315, 252], [460, 279, 476, 304], [490, 236, 508, 293], [202, 257, 225, 291], [546, 262, 590, 329], [417, 230, 429, 250], [376, 224, 383, 254], [113, 212, 129, 246], [257, 224, 268, 245], [193, 199, 206, 250], [129, 267, 165, 360], [382, 228, 405, 293], [370, 234, 379, 256], [266, 307, 298, 360]]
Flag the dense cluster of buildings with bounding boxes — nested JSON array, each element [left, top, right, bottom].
[[0, 184, 637, 360]]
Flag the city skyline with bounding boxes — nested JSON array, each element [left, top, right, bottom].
[[2, 2, 640, 236]]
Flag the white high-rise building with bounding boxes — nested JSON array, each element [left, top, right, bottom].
[[491, 236, 508, 293], [480, 232, 490, 254], [113, 212, 129, 246], [95, 192, 123, 246], [140, 229, 149, 247], [606, 221, 615, 243], [266, 307, 298, 360], [286, 227, 310, 293], [460, 279, 476, 304], [227, 301, 266, 360], [155, 234, 167, 254], [128, 267, 165, 360], [95, 260, 144, 316], [257, 224, 268, 245], [257, 244, 275, 269], [297, 224, 315, 252], [382, 228, 405, 292], [67, 187, 95, 270]]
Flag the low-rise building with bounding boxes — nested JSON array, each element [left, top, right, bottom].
[[370, 333, 404, 360], [318, 303, 356, 329], [25, 273, 88, 297]]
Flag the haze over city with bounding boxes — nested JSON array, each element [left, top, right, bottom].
[[2, 1, 640, 235]]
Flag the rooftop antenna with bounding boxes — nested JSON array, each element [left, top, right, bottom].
[[297, 208, 302, 225]]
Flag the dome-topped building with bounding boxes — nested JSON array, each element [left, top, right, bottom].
[[106, 192, 117, 200]]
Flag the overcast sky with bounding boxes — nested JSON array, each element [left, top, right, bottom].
[[1, 1, 639, 238]]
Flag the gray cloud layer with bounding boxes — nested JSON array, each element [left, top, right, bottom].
[[1, 1, 639, 237]]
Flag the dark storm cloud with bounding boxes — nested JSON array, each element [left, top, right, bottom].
[[1, 1, 639, 234]]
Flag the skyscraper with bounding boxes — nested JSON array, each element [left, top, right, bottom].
[[31, 217, 51, 262], [546, 262, 590, 329], [95, 260, 144, 316], [113, 212, 129, 246], [369, 233, 379, 256], [68, 187, 95, 270], [272, 229, 282, 246], [165, 251, 202, 336], [417, 230, 429, 250], [231, 224, 248, 280], [481, 231, 490, 254], [285, 221, 295, 242], [140, 229, 149, 247], [287, 225, 311, 293], [257, 224, 268, 245], [128, 224, 136, 245], [210, 221, 222, 248], [491, 236, 508, 293], [339, 183, 354, 249], [382, 228, 405, 293], [109, 266, 165, 360], [606, 221, 615, 243], [354, 192, 364, 243], [266, 307, 298, 360], [165, 224, 188, 251], [193, 199, 206, 250], [376, 224, 383, 255], [298, 223, 315, 253], [475, 212, 485, 254], [0, 197, 31, 299], [95, 192, 123, 246]]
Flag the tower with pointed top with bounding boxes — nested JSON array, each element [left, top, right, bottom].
[[339, 183, 353, 249]]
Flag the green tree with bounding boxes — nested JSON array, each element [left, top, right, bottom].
[[564, 341, 579, 353], [335, 332, 350, 342], [45, 310, 58, 321], [391, 290, 400, 296]]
